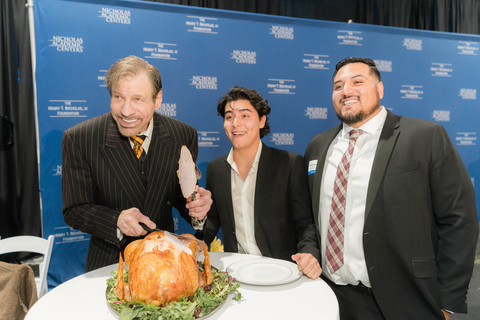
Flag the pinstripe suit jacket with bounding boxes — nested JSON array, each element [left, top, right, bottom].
[[61, 112, 198, 271]]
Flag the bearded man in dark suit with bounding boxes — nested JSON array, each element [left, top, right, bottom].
[[200, 86, 321, 279], [304, 57, 478, 319], [61, 55, 212, 272]]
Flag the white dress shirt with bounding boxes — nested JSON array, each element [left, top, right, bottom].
[[319, 106, 387, 287], [226, 142, 263, 256]]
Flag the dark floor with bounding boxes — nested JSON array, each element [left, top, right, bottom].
[[451, 223, 480, 320]]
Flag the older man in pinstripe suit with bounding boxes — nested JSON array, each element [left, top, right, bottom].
[[61, 55, 212, 272]]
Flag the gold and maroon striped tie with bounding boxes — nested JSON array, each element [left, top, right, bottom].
[[130, 135, 146, 161]]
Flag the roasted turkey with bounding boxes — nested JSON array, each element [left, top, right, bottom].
[[115, 231, 213, 306]]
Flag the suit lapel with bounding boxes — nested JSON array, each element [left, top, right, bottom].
[[99, 115, 146, 210], [364, 110, 400, 220], [144, 114, 176, 221], [254, 143, 271, 227], [217, 156, 235, 232], [312, 125, 342, 221]]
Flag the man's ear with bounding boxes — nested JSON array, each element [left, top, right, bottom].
[[377, 82, 384, 100], [154, 91, 163, 110], [259, 115, 266, 129]]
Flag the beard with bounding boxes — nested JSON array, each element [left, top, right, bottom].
[[336, 100, 381, 126]]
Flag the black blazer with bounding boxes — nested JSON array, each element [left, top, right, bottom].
[[202, 143, 320, 263], [61, 112, 198, 271], [304, 110, 478, 319]]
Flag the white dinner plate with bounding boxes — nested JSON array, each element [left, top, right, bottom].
[[226, 258, 302, 285]]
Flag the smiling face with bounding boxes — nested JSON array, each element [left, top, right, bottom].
[[223, 99, 266, 153], [332, 62, 384, 128], [110, 71, 162, 137]]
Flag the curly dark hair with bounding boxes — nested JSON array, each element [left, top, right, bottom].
[[217, 86, 271, 138], [333, 57, 381, 82]]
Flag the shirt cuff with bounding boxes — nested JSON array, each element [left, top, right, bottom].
[[117, 228, 124, 241]]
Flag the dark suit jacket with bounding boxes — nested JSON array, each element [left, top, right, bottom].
[[202, 143, 321, 263], [61, 112, 198, 271], [304, 110, 478, 319]]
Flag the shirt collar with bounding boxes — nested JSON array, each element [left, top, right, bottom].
[[342, 106, 387, 137], [138, 117, 154, 139], [226, 141, 263, 170]]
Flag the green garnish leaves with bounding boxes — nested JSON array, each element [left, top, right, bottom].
[[106, 264, 242, 320]]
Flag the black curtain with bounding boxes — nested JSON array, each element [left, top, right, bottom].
[[1, 0, 479, 240], [0, 0, 41, 239], [150, 0, 480, 34]]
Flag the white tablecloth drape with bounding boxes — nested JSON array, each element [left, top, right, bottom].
[[26, 252, 339, 320]]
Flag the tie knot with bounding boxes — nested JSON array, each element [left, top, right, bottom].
[[130, 135, 146, 145], [130, 135, 147, 160], [349, 129, 363, 141]]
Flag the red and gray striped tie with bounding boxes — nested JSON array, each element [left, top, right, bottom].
[[326, 129, 363, 273]]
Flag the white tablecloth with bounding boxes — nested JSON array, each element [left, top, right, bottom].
[[26, 252, 339, 320]]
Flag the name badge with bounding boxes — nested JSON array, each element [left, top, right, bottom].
[[308, 160, 318, 175]]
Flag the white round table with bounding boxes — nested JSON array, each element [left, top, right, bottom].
[[26, 252, 339, 320]]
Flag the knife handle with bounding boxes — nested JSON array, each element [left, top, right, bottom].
[[139, 222, 157, 233]]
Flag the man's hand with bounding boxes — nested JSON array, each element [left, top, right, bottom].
[[186, 187, 212, 220], [441, 310, 450, 320], [117, 207, 156, 237], [291, 253, 322, 279]]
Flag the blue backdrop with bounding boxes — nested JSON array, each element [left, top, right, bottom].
[[33, 0, 480, 289]]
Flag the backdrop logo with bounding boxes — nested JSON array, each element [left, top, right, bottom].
[[400, 85, 423, 99], [267, 79, 296, 94], [457, 41, 478, 55], [198, 131, 221, 147], [305, 107, 328, 119], [374, 60, 392, 72], [47, 100, 88, 118], [49, 36, 83, 52], [456, 132, 477, 146], [270, 133, 294, 145], [190, 76, 217, 90], [98, 8, 131, 24], [174, 217, 179, 232], [54, 226, 90, 244], [303, 54, 330, 69], [431, 62, 453, 77], [53, 165, 62, 176], [231, 50, 256, 64], [403, 38, 422, 51], [98, 70, 107, 87], [459, 89, 477, 100], [270, 26, 294, 40], [144, 42, 178, 60], [337, 31, 363, 46], [157, 103, 177, 117], [432, 110, 450, 122], [186, 16, 219, 34]]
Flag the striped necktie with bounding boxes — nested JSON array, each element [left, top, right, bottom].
[[130, 135, 146, 161], [326, 129, 363, 273]]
